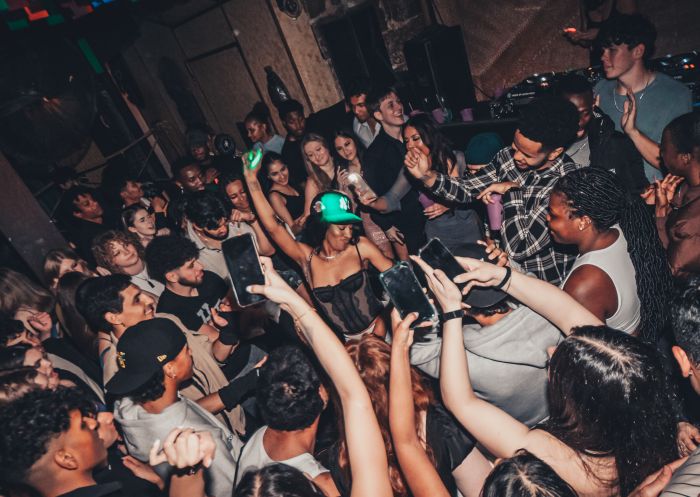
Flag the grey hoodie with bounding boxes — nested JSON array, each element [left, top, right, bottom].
[[410, 305, 563, 427], [114, 395, 243, 497]]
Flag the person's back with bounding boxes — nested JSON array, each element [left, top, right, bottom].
[[107, 318, 242, 497]]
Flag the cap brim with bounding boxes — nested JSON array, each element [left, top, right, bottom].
[[463, 286, 507, 308], [325, 212, 363, 224], [105, 369, 158, 396]]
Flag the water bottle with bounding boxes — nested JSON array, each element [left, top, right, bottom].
[[346, 172, 376, 200]]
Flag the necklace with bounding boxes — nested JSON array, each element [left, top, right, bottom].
[[569, 137, 589, 158], [612, 73, 652, 113], [317, 249, 340, 261]]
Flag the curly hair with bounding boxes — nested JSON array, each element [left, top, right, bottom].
[[596, 14, 656, 64], [665, 112, 700, 162], [552, 168, 673, 343], [671, 276, 700, 364], [543, 326, 677, 495], [75, 275, 131, 332], [403, 114, 457, 175], [91, 230, 145, 274], [482, 450, 577, 497], [518, 97, 580, 151], [338, 335, 434, 497], [144, 235, 199, 284], [0, 387, 95, 484], [185, 190, 229, 230], [256, 346, 323, 431]]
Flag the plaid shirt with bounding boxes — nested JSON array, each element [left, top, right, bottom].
[[430, 147, 583, 284]]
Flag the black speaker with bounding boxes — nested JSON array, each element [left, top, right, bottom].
[[403, 25, 477, 112]]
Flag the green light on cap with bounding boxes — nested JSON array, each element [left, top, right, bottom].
[[313, 191, 362, 225]]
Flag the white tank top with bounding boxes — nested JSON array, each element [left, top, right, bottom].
[[562, 226, 641, 334]]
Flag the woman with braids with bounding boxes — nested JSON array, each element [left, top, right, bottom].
[[547, 167, 673, 339]]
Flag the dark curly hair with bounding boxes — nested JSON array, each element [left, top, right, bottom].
[[144, 235, 199, 284], [596, 14, 656, 64], [543, 326, 677, 495], [671, 276, 700, 364], [75, 275, 131, 332], [0, 387, 95, 485], [552, 168, 673, 343], [518, 97, 580, 151], [124, 369, 166, 403], [91, 230, 145, 274], [256, 346, 323, 431], [665, 112, 700, 162], [403, 114, 457, 175], [185, 190, 229, 230], [482, 450, 577, 497], [234, 463, 324, 497]]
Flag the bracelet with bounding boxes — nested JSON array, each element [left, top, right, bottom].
[[494, 266, 512, 290], [440, 309, 465, 322], [292, 307, 316, 328]]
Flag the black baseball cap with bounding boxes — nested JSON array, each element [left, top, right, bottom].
[[105, 318, 187, 395], [453, 243, 508, 308]]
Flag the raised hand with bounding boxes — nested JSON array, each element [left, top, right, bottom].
[[621, 89, 638, 136], [423, 202, 450, 219], [404, 147, 432, 181], [410, 256, 463, 313], [477, 239, 509, 267], [149, 428, 217, 469], [452, 257, 510, 295], [476, 181, 519, 205]]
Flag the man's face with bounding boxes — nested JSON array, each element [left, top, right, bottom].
[[171, 258, 205, 287], [511, 130, 551, 170], [109, 242, 140, 272], [198, 217, 229, 241], [177, 165, 205, 193], [63, 409, 108, 470], [191, 145, 208, 162], [114, 284, 156, 329], [73, 194, 103, 221], [349, 94, 370, 122], [283, 111, 306, 139], [225, 180, 250, 211], [374, 92, 404, 128], [565, 93, 593, 139], [601, 43, 638, 80], [170, 345, 194, 382], [121, 181, 143, 205]]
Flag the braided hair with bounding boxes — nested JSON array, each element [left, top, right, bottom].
[[552, 168, 673, 342]]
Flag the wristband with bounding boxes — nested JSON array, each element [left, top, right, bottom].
[[440, 310, 465, 323], [494, 266, 512, 290], [215, 311, 239, 346], [218, 369, 260, 410]]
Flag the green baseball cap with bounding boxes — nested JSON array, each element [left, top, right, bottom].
[[313, 191, 362, 224]]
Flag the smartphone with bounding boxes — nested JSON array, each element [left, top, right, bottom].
[[222, 233, 266, 307], [418, 238, 466, 288], [379, 261, 437, 328]]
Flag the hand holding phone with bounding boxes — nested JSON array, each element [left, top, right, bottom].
[[222, 233, 266, 307], [379, 261, 437, 328]]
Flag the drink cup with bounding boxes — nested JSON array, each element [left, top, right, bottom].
[[486, 193, 504, 231]]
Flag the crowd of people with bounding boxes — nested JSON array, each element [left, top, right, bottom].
[[0, 12, 699, 497]]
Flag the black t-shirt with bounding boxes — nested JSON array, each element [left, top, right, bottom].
[[156, 270, 228, 331], [281, 137, 307, 189]]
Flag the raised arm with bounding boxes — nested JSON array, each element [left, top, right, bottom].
[[248, 258, 392, 497], [243, 156, 310, 266], [389, 310, 451, 497], [450, 257, 603, 334], [357, 237, 394, 272]]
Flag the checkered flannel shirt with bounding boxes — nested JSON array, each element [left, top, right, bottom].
[[429, 147, 584, 285]]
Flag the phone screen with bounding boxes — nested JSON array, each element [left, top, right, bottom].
[[419, 238, 466, 286], [379, 261, 437, 328], [222, 234, 266, 307]]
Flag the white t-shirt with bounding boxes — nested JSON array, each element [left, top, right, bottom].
[[235, 426, 328, 484]]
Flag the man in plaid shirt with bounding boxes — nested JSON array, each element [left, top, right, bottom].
[[406, 97, 583, 284]]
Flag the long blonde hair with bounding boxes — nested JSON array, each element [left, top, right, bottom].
[[301, 133, 337, 191], [0, 268, 54, 315]]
